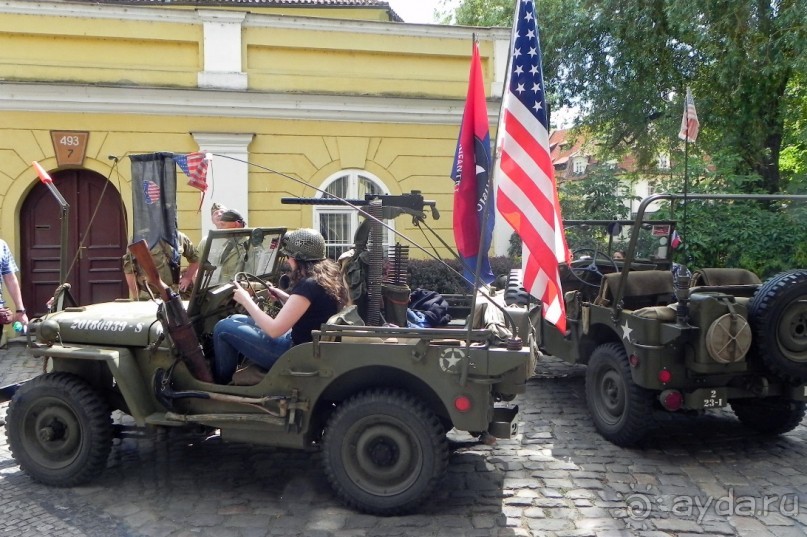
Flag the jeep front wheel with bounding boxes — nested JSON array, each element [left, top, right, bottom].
[[748, 269, 807, 383], [585, 343, 655, 446], [321, 389, 448, 516], [6, 372, 113, 486], [730, 398, 806, 435]]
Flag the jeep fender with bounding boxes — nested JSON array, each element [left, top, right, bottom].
[[29, 344, 157, 424]]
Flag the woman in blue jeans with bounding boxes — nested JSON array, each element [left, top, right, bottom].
[[212, 228, 349, 384]]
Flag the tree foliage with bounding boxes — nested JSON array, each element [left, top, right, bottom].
[[447, 0, 807, 194]]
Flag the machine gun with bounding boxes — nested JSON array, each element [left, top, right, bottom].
[[128, 240, 214, 383], [281, 191, 440, 223], [282, 192, 439, 326]]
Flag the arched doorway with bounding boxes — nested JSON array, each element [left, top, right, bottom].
[[21, 168, 128, 316]]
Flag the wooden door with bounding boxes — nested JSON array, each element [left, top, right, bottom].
[[21, 169, 128, 316]]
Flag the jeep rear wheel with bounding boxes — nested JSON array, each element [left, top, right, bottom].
[[730, 398, 806, 435], [585, 343, 655, 446], [748, 269, 807, 383], [6, 372, 113, 486], [321, 389, 448, 515]]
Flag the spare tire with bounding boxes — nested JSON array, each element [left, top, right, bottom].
[[748, 269, 807, 383]]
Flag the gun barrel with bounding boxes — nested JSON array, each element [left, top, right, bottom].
[[281, 198, 367, 206], [281, 193, 437, 216]]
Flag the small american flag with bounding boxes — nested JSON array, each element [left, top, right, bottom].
[[494, 0, 569, 333], [173, 152, 209, 191], [678, 87, 699, 143], [143, 180, 161, 205]]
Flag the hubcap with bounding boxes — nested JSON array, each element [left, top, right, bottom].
[[342, 418, 421, 497]]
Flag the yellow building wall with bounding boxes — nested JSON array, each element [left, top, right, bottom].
[[0, 10, 496, 98], [0, 1, 508, 303], [0, 111, 459, 254]]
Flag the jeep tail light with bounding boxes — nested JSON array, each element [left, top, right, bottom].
[[454, 395, 472, 413], [658, 369, 672, 384], [660, 389, 683, 411], [629, 354, 640, 367]]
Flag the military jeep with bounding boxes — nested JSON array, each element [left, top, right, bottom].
[[3, 203, 535, 516], [535, 193, 807, 446]]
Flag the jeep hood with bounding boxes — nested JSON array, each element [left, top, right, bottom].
[[42, 300, 162, 347]]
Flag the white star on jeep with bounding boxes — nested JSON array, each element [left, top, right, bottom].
[[621, 320, 633, 341]]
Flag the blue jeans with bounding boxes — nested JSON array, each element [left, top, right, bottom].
[[212, 314, 293, 384]]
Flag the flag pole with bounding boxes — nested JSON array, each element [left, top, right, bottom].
[[676, 86, 699, 264], [491, 0, 521, 187], [470, 34, 487, 295]]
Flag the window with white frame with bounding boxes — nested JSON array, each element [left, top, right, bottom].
[[314, 170, 393, 260], [572, 157, 587, 174], [657, 153, 670, 170]]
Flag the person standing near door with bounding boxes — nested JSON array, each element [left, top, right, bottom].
[[122, 232, 200, 300], [0, 238, 28, 328]]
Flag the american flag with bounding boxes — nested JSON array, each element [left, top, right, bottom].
[[173, 152, 209, 191], [494, 0, 569, 333], [143, 180, 161, 205], [678, 87, 699, 143]]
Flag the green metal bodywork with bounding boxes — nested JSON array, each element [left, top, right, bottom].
[[539, 193, 807, 411], [23, 227, 532, 447]]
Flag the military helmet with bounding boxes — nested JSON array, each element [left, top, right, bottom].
[[281, 228, 326, 261]]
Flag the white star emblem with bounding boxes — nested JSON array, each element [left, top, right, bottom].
[[515, 65, 524, 75], [621, 321, 633, 341], [530, 65, 539, 75], [526, 29, 535, 39], [532, 82, 541, 93], [532, 101, 542, 113], [528, 47, 538, 58], [516, 83, 526, 94]]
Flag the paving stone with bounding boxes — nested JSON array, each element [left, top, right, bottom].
[[2, 342, 807, 536]]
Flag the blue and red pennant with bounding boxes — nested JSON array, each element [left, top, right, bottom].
[[451, 40, 495, 286]]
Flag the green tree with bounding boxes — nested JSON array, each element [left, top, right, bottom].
[[447, 0, 807, 194]]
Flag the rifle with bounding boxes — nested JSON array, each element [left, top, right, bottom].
[[128, 240, 214, 383]]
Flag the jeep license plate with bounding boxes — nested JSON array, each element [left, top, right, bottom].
[[686, 388, 728, 409]]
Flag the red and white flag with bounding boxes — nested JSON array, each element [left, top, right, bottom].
[[678, 87, 699, 143], [494, 0, 570, 333]]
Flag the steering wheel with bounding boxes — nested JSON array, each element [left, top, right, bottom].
[[232, 272, 281, 317], [569, 248, 619, 287]]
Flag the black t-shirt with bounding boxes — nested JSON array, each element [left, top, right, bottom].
[[290, 277, 340, 345]]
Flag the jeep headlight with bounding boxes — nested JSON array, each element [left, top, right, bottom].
[[37, 319, 61, 346]]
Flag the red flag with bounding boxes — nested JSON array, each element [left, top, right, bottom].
[[494, 0, 569, 333], [451, 40, 494, 285], [678, 87, 699, 143]]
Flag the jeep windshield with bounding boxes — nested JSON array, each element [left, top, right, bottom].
[[188, 227, 286, 316]]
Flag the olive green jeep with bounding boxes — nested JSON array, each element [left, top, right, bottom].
[[534, 193, 807, 446], [2, 200, 536, 516]]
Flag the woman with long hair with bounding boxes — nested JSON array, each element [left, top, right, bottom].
[[212, 228, 349, 384]]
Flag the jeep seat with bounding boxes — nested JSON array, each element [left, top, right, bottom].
[[594, 271, 674, 310], [691, 268, 761, 286]]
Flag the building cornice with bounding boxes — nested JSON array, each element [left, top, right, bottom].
[[0, 1, 511, 40], [0, 82, 502, 125]]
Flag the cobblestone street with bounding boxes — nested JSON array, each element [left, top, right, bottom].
[[2, 339, 807, 537]]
